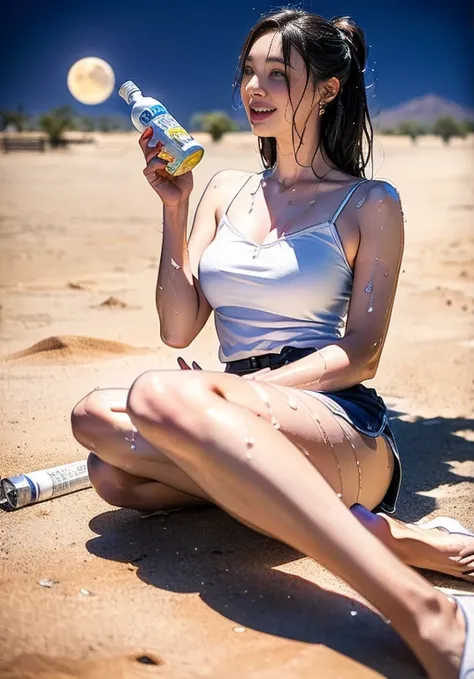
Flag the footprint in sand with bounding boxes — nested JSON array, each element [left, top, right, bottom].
[[1, 335, 154, 365], [0, 651, 164, 678]]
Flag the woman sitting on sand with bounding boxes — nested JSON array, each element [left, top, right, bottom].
[[71, 9, 473, 678]]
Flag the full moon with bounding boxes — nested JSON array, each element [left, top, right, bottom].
[[67, 57, 115, 105]]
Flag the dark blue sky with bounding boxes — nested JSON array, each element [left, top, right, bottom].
[[1, 0, 472, 126]]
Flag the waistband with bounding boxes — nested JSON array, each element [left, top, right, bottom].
[[224, 346, 319, 375]]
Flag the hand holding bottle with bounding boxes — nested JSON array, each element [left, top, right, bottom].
[[140, 127, 194, 206]]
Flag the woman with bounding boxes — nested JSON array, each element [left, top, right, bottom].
[[71, 10, 473, 678]]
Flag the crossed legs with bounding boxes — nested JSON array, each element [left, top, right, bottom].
[[72, 369, 466, 678]]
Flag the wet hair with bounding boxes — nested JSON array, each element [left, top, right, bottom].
[[232, 8, 373, 179]]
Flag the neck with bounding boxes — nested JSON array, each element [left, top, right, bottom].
[[267, 128, 334, 189]]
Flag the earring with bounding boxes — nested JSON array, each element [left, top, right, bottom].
[[319, 102, 326, 116]]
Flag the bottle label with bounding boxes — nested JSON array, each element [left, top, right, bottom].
[[139, 103, 167, 126], [167, 126, 194, 148], [28, 461, 90, 501]]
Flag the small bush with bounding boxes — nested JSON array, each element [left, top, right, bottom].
[[190, 111, 238, 142], [397, 120, 427, 143], [39, 106, 76, 147], [432, 116, 467, 145], [0, 105, 29, 132]]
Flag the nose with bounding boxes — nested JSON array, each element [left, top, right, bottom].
[[245, 74, 266, 98]]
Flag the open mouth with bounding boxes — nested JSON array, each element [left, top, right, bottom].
[[249, 107, 277, 122]]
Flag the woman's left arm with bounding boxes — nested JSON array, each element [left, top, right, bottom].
[[256, 181, 405, 391]]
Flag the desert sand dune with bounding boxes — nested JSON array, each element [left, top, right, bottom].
[[2, 335, 152, 364]]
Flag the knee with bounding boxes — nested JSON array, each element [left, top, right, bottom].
[[127, 371, 205, 433], [71, 389, 110, 449], [87, 453, 134, 507]]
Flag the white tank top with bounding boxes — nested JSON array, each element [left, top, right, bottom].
[[198, 174, 369, 363]]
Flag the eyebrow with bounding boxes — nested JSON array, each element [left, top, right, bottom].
[[245, 55, 290, 67]]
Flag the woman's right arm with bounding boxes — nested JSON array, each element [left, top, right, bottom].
[[156, 177, 222, 348], [139, 127, 232, 348]]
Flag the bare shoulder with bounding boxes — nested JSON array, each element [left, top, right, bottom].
[[357, 179, 403, 234], [359, 178, 402, 209]]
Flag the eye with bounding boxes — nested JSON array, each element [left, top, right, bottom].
[[243, 66, 286, 78]]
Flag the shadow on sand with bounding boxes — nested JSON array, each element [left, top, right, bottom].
[[86, 408, 473, 678]]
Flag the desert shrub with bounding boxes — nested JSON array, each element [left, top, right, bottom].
[[39, 106, 76, 147], [432, 116, 467, 144], [0, 105, 29, 132], [190, 111, 238, 142], [397, 120, 427, 143]]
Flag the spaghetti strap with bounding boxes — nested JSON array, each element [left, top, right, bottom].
[[223, 172, 262, 219], [331, 179, 369, 223]]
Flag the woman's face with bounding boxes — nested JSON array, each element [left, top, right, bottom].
[[240, 30, 319, 140]]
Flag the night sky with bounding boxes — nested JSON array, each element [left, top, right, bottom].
[[1, 0, 472, 127]]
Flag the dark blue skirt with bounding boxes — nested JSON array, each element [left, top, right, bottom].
[[224, 345, 402, 514]]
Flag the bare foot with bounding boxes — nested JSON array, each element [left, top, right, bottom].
[[417, 594, 467, 679], [379, 514, 474, 582]]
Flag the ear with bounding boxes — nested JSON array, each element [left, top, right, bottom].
[[319, 77, 341, 106]]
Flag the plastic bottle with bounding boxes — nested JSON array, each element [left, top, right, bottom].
[[119, 80, 204, 176], [0, 460, 91, 509]]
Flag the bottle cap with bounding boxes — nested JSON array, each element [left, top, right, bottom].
[[118, 80, 141, 104]]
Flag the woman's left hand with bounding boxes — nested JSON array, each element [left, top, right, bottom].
[[177, 356, 271, 380], [177, 357, 202, 371]]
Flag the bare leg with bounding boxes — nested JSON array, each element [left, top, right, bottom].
[[72, 387, 474, 580], [123, 370, 465, 679], [71, 388, 212, 509], [87, 453, 208, 512]]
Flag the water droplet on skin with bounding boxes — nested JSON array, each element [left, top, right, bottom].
[[271, 416, 281, 430], [255, 384, 270, 406], [384, 270, 389, 277], [337, 493, 342, 498], [170, 258, 180, 270], [158, 285, 163, 290], [364, 284, 373, 294], [245, 435, 255, 448], [356, 198, 365, 208], [368, 306, 373, 313], [287, 395, 298, 410], [309, 200, 316, 205], [131, 444, 136, 450]]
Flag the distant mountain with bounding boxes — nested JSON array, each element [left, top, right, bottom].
[[374, 94, 474, 129]]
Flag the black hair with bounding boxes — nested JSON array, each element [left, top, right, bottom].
[[232, 8, 373, 179]]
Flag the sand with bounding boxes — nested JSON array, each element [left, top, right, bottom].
[[0, 131, 473, 678]]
